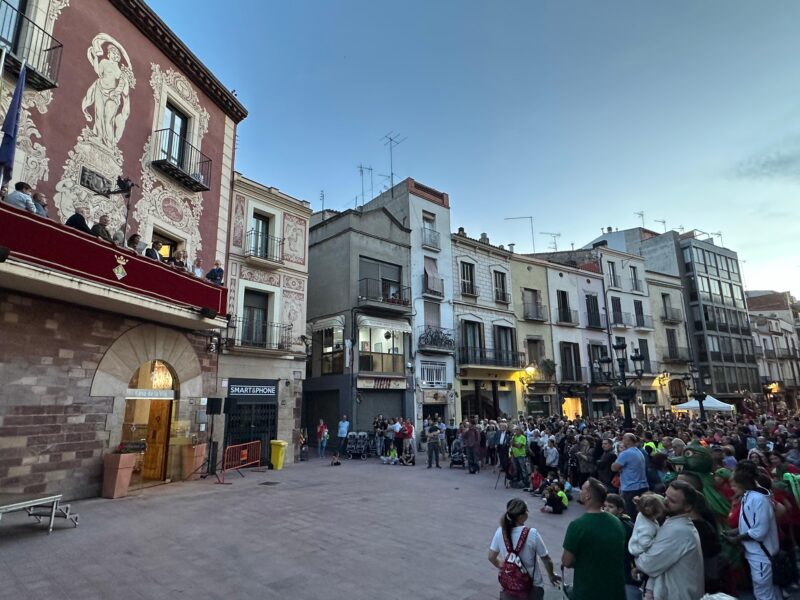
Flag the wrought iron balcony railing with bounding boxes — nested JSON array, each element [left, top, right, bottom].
[[457, 346, 524, 368], [245, 230, 283, 264], [417, 325, 455, 353], [523, 302, 547, 321], [585, 311, 607, 329], [661, 307, 683, 323], [634, 314, 653, 329], [554, 307, 579, 325], [630, 278, 644, 292], [151, 129, 212, 192], [560, 366, 588, 383], [606, 273, 621, 288], [421, 228, 440, 249], [229, 318, 292, 351], [358, 278, 411, 307], [0, 0, 63, 89], [494, 289, 511, 304], [610, 312, 632, 328], [460, 280, 479, 297], [660, 346, 691, 363]]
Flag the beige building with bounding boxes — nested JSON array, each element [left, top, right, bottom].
[[216, 173, 312, 465]]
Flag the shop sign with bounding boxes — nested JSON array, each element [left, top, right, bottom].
[[357, 377, 407, 390], [228, 378, 278, 400], [422, 389, 447, 403]]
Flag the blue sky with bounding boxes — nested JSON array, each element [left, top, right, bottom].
[[149, 0, 800, 294]]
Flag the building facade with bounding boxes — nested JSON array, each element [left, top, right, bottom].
[[216, 174, 311, 464], [0, 0, 246, 499]]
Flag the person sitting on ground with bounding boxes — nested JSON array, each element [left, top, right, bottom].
[[127, 233, 143, 255], [90, 214, 113, 242], [145, 240, 164, 261], [330, 452, 341, 466], [3, 181, 35, 213], [399, 447, 416, 466], [541, 481, 568, 514], [381, 442, 398, 465], [206, 259, 224, 285], [32, 192, 50, 219], [65, 206, 93, 235], [528, 465, 544, 493]]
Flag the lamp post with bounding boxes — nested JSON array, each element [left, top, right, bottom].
[[683, 364, 710, 422], [599, 342, 644, 428]]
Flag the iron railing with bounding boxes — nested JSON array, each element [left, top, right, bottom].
[[417, 325, 455, 352], [610, 312, 631, 328], [777, 348, 793, 359], [661, 307, 683, 322], [585, 311, 606, 329], [358, 278, 411, 306], [630, 278, 644, 292], [422, 273, 444, 297], [151, 129, 212, 192], [765, 348, 777, 359], [494, 289, 511, 304], [606, 273, 621, 288], [229, 317, 292, 350], [0, 0, 63, 89], [245, 230, 283, 263], [461, 280, 479, 296], [457, 346, 524, 368], [554, 307, 579, 325], [421, 228, 440, 249], [660, 346, 691, 362], [523, 302, 547, 321], [634, 314, 653, 329], [560, 366, 588, 383], [754, 345, 764, 357]]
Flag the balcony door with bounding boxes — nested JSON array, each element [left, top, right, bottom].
[[557, 290, 571, 322], [0, 0, 26, 54], [560, 342, 581, 381], [585, 294, 601, 327], [611, 296, 623, 324], [666, 328, 679, 357], [162, 103, 188, 169], [462, 320, 483, 363], [242, 289, 271, 347], [494, 326, 514, 366]]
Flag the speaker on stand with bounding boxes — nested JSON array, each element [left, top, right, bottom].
[[201, 397, 223, 477]]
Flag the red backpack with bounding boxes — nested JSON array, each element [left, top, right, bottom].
[[498, 527, 534, 598]]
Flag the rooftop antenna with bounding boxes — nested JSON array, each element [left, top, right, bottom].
[[540, 231, 561, 251], [320, 190, 325, 211], [676, 225, 685, 233], [634, 211, 645, 228], [363, 165, 374, 201], [358, 164, 366, 205], [710, 231, 724, 247], [655, 219, 666, 233], [382, 132, 406, 196], [504, 216, 535, 252]]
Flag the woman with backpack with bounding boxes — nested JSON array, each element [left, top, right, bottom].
[[488, 498, 561, 599]]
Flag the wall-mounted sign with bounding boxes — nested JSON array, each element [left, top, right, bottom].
[[125, 389, 175, 399], [357, 377, 407, 390], [422, 389, 447, 403], [227, 378, 278, 399]]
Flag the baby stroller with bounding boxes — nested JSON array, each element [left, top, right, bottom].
[[347, 432, 369, 461], [449, 438, 466, 469]]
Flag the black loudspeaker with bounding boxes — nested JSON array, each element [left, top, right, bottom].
[[200, 306, 218, 319], [206, 397, 222, 415]]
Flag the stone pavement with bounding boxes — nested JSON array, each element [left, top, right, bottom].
[[0, 455, 579, 600]]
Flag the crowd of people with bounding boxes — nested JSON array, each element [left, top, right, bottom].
[[2, 180, 225, 285]]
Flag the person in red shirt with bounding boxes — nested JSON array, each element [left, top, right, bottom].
[[316, 419, 329, 459]]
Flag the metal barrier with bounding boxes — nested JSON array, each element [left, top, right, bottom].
[[216, 440, 261, 484]]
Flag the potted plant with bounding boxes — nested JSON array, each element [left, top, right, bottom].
[[102, 442, 140, 499], [538, 359, 557, 381]]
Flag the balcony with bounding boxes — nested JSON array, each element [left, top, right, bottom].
[[494, 289, 511, 304], [358, 278, 411, 312], [358, 352, 404, 374], [457, 347, 524, 369], [630, 278, 644, 293], [610, 312, 631, 328], [151, 129, 212, 192], [244, 230, 283, 267], [0, 0, 63, 90], [606, 273, 622, 289], [660, 346, 691, 363], [554, 307, 579, 326], [460, 280, 479, 297], [417, 325, 455, 354], [421, 228, 440, 250], [0, 203, 227, 330], [421, 273, 444, 299], [560, 366, 588, 383], [228, 318, 292, 352], [634, 314, 654, 329], [765, 348, 777, 359], [585, 311, 607, 329], [754, 345, 764, 357], [777, 348, 793, 359], [661, 307, 683, 323], [523, 302, 547, 321]]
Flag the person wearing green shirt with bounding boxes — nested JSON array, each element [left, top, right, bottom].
[[562, 477, 626, 600], [510, 425, 529, 484]]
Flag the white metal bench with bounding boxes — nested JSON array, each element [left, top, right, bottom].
[[0, 493, 79, 533]]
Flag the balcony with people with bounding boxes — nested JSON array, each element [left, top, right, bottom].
[[0, 200, 227, 330]]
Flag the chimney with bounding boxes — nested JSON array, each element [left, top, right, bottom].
[[606, 226, 613, 233], [479, 233, 489, 244], [457, 227, 466, 236], [498, 245, 505, 250], [508, 243, 515, 253]]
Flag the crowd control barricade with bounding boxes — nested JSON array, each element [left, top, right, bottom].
[[216, 441, 261, 484]]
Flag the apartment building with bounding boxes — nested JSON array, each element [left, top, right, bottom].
[[0, 0, 246, 498]]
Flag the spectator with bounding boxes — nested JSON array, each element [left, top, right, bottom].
[[381, 442, 398, 465], [112, 225, 126, 245], [206, 259, 224, 285], [127, 233, 143, 255], [510, 425, 530, 484], [4, 181, 35, 212], [603, 493, 639, 600], [562, 477, 626, 600], [612, 433, 650, 519], [336, 414, 349, 454], [91, 214, 113, 241], [596, 437, 617, 491], [426, 420, 441, 468], [544, 438, 559, 472], [191, 256, 204, 277], [316, 419, 328, 459], [145, 240, 164, 261], [168, 249, 189, 270], [65, 206, 93, 234], [31, 192, 50, 218], [463, 419, 481, 474]]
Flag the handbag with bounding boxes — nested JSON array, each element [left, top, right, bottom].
[[742, 502, 798, 587]]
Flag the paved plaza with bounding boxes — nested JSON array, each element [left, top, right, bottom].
[[0, 456, 578, 600]]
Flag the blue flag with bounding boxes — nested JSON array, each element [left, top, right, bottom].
[[0, 64, 27, 184]]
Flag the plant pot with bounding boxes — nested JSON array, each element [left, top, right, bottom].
[[181, 443, 207, 480], [102, 453, 137, 499]]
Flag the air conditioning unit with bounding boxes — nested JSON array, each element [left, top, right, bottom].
[[542, 395, 552, 403]]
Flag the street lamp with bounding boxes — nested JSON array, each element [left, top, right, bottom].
[[601, 342, 645, 428], [683, 364, 710, 422]]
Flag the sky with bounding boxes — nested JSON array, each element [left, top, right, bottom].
[[148, 0, 800, 296]]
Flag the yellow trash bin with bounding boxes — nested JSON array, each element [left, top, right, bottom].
[[270, 440, 288, 470]]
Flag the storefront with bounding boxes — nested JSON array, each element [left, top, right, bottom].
[[356, 376, 406, 432], [225, 378, 279, 465]]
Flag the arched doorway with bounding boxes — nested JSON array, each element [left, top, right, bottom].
[[122, 360, 179, 485]]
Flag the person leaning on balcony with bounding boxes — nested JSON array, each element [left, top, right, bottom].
[[32, 192, 50, 219], [90, 214, 113, 242], [145, 240, 164, 261], [4, 181, 36, 213], [191, 256, 204, 277], [205, 260, 224, 286], [65, 206, 93, 235], [127, 233, 143, 255]]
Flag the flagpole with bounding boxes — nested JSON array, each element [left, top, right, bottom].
[[0, 48, 7, 192]]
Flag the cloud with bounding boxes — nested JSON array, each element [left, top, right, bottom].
[[735, 135, 800, 181]]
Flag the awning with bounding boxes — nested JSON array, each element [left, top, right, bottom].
[[424, 257, 443, 294], [309, 315, 346, 332], [356, 314, 412, 333]]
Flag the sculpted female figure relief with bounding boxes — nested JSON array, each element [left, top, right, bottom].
[[81, 35, 135, 148]]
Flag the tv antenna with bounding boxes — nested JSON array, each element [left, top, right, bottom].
[[634, 211, 645, 228], [382, 132, 406, 196], [654, 219, 666, 232], [504, 216, 535, 253], [540, 231, 561, 251], [676, 225, 685, 233], [319, 190, 325, 211], [710, 231, 724, 247]]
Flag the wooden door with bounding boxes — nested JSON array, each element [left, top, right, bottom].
[[142, 400, 171, 481]]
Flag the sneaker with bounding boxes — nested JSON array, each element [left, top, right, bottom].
[[427, 465, 432, 469], [436, 465, 442, 469]]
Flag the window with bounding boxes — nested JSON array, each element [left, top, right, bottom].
[[421, 212, 439, 248], [637, 339, 651, 372], [422, 212, 436, 229], [611, 296, 623, 324], [420, 361, 446, 386], [630, 266, 641, 291], [560, 342, 582, 381], [321, 327, 344, 374], [358, 326, 405, 373], [250, 213, 281, 261], [585, 294, 602, 327], [661, 293, 672, 311], [360, 257, 402, 302], [710, 278, 722, 302], [460, 262, 477, 295], [494, 326, 516, 365], [527, 339, 545, 364], [423, 256, 443, 296], [607, 261, 619, 286], [162, 102, 189, 169], [682, 247, 693, 270], [523, 288, 544, 320], [708, 335, 720, 352], [461, 320, 484, 363], [557, 290, 573, 322], [633, 299, 646, 326], [494, 271, 509, 303], [241, 289, 272, 347], [666, 328, 679, 354], [588, 343, 608, 379], [732, 285, 744, 308], [152, 230, 179, 261], [423, 301, 440, 328]]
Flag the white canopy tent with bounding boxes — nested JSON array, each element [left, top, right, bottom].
[[672, 395, 734, 412]]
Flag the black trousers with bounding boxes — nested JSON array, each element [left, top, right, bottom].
[[427, 441, 441, 467]]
